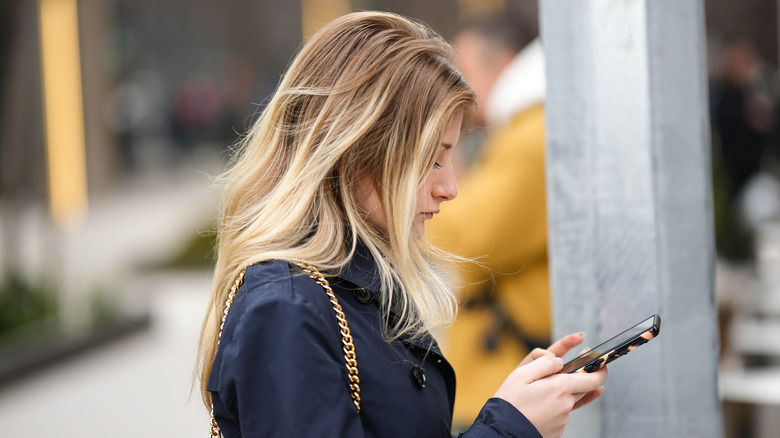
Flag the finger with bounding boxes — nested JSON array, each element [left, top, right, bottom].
[[566, 367, 608, 394], [519, 348, 555, 367], [547, 332, 585, 357], [573, 387, 605, 410], [530, 348, 555, 360], [517, 356, 564, 382]]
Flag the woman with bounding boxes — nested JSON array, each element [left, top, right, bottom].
[[196, 11, 606, 437]]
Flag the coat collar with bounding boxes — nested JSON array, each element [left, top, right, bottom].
[[337, 239, 383, 293], [486, 38, 546, 127], [334, 240, 444, 356]]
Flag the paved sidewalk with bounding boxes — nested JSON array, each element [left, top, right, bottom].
[[0, 271, 213, 437], [0, 167, 222, 437]]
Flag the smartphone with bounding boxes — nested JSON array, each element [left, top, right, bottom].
[[559, 314, 661, 374]]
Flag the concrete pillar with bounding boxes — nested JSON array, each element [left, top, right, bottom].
[[539, 1, 722, 437]]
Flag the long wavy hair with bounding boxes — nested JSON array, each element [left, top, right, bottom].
[[196, 11, 476, 407]]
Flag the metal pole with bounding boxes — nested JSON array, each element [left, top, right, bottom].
[[38, 0, 88, 231], [539, 0, 722, 436]]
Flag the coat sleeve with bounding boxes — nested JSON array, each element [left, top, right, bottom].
[[456, 398, 542, 438], [211, 265, 364, 437]]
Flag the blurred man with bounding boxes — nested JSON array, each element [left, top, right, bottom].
[[710, 38, 776, 260], [427, 17, 549, 426]]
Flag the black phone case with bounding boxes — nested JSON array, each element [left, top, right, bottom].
[[560, 314, 661, 374]]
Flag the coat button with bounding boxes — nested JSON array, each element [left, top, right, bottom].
[[413, 365, 426, 388], [352, 288, 374, 304]]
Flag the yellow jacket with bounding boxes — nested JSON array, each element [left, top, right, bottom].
[[427, 104, 550, 425]]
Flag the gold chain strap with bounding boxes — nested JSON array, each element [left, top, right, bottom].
[[210, 269, 245, 438], [297, 262, 362, 413], [209, 263, 361, 437]]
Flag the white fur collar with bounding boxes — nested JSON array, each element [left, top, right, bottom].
[[485, 38, 546, 127]]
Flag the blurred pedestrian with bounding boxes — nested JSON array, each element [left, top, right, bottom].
[[196, 11, 605, 437], [712, 39, 774, 198], [426, 16, 551, 426], [710, 38, 777, 260]]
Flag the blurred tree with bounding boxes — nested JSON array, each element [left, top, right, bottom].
[[0, 2, 14, 118], [0, 0, 20, 277], [1, 0, 47, 279], [0, 0, 61, 339]]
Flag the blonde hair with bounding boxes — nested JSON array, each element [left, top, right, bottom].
[[196, 11, 476, 407]]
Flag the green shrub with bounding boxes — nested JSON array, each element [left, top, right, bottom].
[[0, 276, 59, 336]]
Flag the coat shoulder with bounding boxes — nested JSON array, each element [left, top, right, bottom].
[[216, 260, 338, 360], [240, 260, 331, 312], [208, 261, 339, 389]]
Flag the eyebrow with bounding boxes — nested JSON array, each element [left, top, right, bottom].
[[441, 143, 453, 150]]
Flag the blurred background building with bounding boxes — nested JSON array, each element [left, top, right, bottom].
[[0, 0, 779, 436]]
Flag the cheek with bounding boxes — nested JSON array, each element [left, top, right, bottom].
[[366, 196, 388, 231], [356, 179, 389, 232], [416, 179, 431, 209]]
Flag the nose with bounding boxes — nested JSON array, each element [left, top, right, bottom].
[[432, 167, 458, 202]]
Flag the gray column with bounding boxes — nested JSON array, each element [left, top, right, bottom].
[[539, 1, 722, 437]]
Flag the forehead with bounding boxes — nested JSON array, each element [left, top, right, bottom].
[[442, 113, 463, 143]]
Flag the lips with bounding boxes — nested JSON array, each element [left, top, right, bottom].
[[421, 211, 438, 220]]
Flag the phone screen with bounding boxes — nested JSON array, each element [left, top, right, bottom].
[[559, 314, 661, 374]]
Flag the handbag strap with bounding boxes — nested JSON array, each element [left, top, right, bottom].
[[297, 262, 362, 412], [210, 268, 245, 437], [210, 263, 361, 437]]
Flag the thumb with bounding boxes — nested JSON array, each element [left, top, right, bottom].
[[517, 356, 564, 383]]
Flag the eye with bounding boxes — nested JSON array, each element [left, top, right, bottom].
[[433, 161, 442, 169]]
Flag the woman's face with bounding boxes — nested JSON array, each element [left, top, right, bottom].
[[357, 113, 462, 239]]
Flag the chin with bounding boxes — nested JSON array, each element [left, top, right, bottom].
[[412, 224, 425, 241]]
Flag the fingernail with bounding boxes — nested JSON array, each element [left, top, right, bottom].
[[579, 332, 585, 338], [555, 357, 564, 366]]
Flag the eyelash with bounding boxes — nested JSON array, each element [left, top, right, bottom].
[[433, 162, 442, 169]]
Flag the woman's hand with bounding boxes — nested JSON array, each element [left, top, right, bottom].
[[493, 333, 608, 438], [518, 332, 588, 366]]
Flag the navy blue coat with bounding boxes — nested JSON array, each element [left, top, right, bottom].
[[208, 245, 541, 437]]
